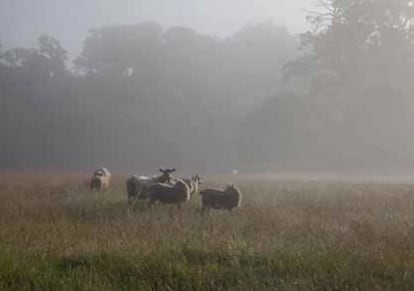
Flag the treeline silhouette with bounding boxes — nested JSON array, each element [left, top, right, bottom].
[[1, 0, 414, 174]]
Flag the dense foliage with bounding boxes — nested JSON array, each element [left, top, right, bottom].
[[1, 0, 414, 174]]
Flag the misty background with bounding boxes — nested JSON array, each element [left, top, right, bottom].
[[1, 0, 414, 175]]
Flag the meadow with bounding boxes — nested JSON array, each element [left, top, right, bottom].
[[1, 172, 414, 290]]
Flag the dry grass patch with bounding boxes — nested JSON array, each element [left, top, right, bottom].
[[1, 173, 414, 290]]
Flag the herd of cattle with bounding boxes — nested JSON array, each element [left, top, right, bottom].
[[90, 168, 242, 213]]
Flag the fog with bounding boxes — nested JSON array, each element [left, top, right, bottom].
[[1, 0, 414, 176], [0, 0, 312, 53]]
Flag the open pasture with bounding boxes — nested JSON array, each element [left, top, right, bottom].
[[1, 172, 414, 290]]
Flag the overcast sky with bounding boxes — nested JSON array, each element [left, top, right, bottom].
[[0, 0, 314, 54]]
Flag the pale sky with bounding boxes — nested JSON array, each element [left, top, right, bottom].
[[0, 0, 314, 54]]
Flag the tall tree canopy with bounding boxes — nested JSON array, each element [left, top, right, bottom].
[[297, 0, 414, 90]]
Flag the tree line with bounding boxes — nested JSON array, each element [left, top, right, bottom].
[[1, 0, 414, 174]]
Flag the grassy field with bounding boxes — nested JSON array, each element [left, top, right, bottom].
[[1, 172, 414, 290]]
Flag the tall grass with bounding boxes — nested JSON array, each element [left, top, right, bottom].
[[1, 173, 414, 290]]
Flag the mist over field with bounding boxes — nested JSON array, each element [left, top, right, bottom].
[[1, 0, 414, 176], [3, 2, 414, 290]]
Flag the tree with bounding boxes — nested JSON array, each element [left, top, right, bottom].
[[277, 0, 414, 171], [74, 23, 164, 76], [297, 0, 414, 89], [0, 35, 68, 79], [38, 35, 68, 77]]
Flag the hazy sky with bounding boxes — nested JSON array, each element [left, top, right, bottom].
[[0, 0, 314, 54]]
